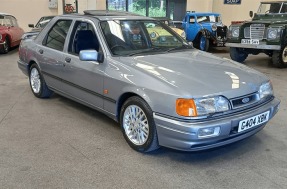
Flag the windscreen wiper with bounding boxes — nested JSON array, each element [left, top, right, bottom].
[[127, 47, 165, 56]]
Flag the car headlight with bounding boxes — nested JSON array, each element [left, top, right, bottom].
[[229, 26, 240, 38], [212, 24, 217, 31], [267, 28, 281, 40], [259, 81, 273, 99], [181, 31, 186, 38], [176, 96, 230, 117]]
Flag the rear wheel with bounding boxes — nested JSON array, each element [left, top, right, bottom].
[[29, 64, 53, 98], [272, 47, 287, 68], [230, 47, 248, 63], [199, 35, 209, 51], [120, 96, 159, 152], [2, 37, 10, 54]]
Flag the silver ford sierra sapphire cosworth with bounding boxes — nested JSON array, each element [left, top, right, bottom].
[[18, 11, 280, 152]]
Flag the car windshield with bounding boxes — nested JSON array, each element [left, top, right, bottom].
[[197, 15, 221, 23], [257, 2, 287, 14], [35, 16, 54, 28], [100, 20, 190, 56]]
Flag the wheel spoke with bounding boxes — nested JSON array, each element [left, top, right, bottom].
[[123, 105, 150, 145], [30, 68, 41, 93]]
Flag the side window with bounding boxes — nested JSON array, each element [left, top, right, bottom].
[[4, 16, 12, 26], [189, 16, 195, 24], [68, 21, 100, 55], [43, 20, 72, 51], [10, 17, 18, 27]]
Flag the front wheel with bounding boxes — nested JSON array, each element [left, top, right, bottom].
[[230, 47, 248, 63], [272, 47, 287, 68], [1, 37, 10, 54], [29, 64, 53, 98], [199, 35, 209, 51], [120, 96, 159, 152]]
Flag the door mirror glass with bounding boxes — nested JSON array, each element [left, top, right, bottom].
[[79, 50, 104, 63]]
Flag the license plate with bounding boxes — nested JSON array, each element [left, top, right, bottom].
[[238, 111, 270, 133], [241, 39, 259, 45]]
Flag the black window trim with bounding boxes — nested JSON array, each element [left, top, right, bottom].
[[42, 19, 73, 52]]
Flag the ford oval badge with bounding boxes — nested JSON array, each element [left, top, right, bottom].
[[242, 97, 250, 104]]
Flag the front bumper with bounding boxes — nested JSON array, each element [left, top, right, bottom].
[[154, 98, 280, 151], [226, 42, 281, 50]]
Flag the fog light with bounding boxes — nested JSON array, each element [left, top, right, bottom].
[[198, 127, 220, 138]]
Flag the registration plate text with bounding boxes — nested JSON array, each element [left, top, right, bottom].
[[241, 39, 260, 45], [238, 111, 270, 132]]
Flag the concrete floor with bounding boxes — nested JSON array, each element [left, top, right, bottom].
[[0, 48, 286, 189]]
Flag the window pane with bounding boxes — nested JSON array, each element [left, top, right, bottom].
[[100, 20, 185, 56], [68, 21, 100, 55], [108, 0, 126, 11], [45, 20, 72, 51], [128, 0, 146, 16], [149, 0, 166, 17]]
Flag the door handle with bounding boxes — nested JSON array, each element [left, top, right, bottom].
[[65, 57, 71, 63], [38, 49, 43, 54]]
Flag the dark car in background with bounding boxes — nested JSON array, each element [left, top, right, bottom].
[[28, 16, 55, 32], [226, 1, 287, 68], [0, 12, 24, 53]]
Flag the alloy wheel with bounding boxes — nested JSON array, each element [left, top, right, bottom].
[[123, 105, 149, 145]]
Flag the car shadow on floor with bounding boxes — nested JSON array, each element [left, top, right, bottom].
[[48, 93, 267, 163]]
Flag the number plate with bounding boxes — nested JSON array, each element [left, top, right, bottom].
[[241, 39, 259, 45], [238, 111, 270, 133]]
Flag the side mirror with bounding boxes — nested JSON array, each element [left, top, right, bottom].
[[249, 11, 253, 18], [28, 24, 34, 28], [79, 50, 104, 63]]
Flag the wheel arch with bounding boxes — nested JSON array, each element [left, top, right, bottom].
[[28, 60, 39, 74], [116, 91, 152, 122], [194, 29, 211, 43]]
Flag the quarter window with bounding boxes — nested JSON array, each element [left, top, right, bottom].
[[43, 20, 72, 51]]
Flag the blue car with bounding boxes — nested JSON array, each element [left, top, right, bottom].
[[182, 12, 227, 51]]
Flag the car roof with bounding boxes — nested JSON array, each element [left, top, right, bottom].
[[186, 12, 220, 16], [59, 10, 153, 21], [0, 12, 12, 16]]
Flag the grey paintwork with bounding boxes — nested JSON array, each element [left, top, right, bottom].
[[18, 13, 280, 151]]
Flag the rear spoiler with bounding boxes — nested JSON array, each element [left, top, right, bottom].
[[21, 32, 39, 40]]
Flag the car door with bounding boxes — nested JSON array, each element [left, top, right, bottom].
[[36, 19, 73, 92], [3, 16, 14, 45], [60, 20, 104, 109], [185, 15, 198, 41]]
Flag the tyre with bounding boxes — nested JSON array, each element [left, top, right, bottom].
[[199, 35, 209, 51], [230, 47, 248, 63], [1, 37, 10, 54], [120, 96, 159, 152], [29, 64, 53, 98], [272, 47, 287, 68]]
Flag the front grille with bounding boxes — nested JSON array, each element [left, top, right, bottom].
[[230, 93, 260, 109], [216, 26, 227, 38], [244, 25, 267, 39], [250, 24, 266, 39]]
